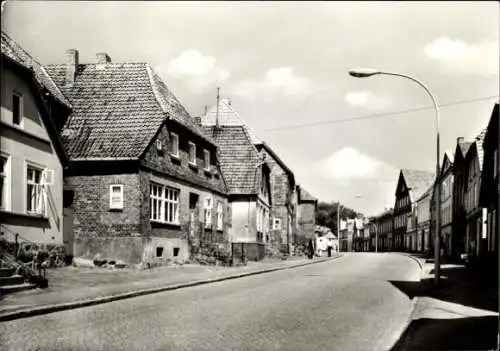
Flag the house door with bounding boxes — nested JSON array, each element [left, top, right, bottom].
[[189, 193, 199, 244]]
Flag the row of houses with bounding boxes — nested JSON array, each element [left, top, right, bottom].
[[356, 102, 499, 266], [0, 31, 319, 269]]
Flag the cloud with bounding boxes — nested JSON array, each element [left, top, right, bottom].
[[344, 91, 392, 109], [232, 67, 314, 101], [164, 50, 230, 92], [316, 147, 398, 181], [424, 37, 499, 76]]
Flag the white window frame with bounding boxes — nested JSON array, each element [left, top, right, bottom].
[[12, 91, 24, 128], [170, 132, 179, 157], [204, 149, 210, 171], [188, 141, 197, 165], [25, 162, 46, 216], [150, 182, 180, 224], [204, 196, 213, 229], [0, 154, 10, 211], [216, 201, 223, 231], [109, 184, 124, 210]]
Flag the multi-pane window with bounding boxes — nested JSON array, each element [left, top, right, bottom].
[[216, 201, 223, 231], [109, 184, 124, 209], [26, 165, 45, 215], [273, 218, 282, 230], [0, 156, 7, 209], [204, 196, 212, 228], [150, 183, 179, 224], [12, 93, 22, 126], [188, 142, 196, 165], [170, 133, 179, 157], [204, 149, 210, 170]]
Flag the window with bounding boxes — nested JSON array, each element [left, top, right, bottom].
[[173, 247, 179, 257], [204, 196, 212, 228], [216, 201, 223, 231], [109, 184, 124, 210], [0, 156, 8, 210], [170, 133, 179, 157], [494, 150, 498, 178], [493, 210, 497, 249], [273, 218, 282, 230], [188, 142, 196, 165], [26, 165, 45, 215], [12, 93, 22, 126], [204, 149, 210, 170], [156, 247, 164, 257], [150, 183, 179, 224]]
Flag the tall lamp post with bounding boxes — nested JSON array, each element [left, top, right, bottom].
[[348, 68, 441, 286]]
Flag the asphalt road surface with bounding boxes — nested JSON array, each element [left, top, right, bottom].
[[0, 253, 421, 351]]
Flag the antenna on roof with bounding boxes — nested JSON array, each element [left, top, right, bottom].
[[216, 87, 220, 129]]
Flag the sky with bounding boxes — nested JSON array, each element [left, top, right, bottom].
[[2, 1, 498, 216]]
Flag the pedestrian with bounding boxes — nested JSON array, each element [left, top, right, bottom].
[[307, 239, 314, 259]]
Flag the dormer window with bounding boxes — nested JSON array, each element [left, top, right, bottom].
[[170, 133, 179, 157], [188, 142, 196, 165], [12, 92, 23, 127], [204, 149, 210, 170]]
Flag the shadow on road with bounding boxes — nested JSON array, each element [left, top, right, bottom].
[[388, 263, 499, 351], [390, 315, 498, 351]]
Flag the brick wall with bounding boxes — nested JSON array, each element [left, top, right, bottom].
[[258, 148, 294, 255], [68, 173, 142, 239], [298, 202, 316, 241], [141, 122, 227, 195]]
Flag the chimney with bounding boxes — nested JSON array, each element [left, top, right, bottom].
[[96, 53, 111, 64], [456, 137, 464, 144], [65, 49, 79, 86]]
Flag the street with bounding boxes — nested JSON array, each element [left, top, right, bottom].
[[0, 253, 421, 351]]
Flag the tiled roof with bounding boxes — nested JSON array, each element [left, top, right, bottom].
[[298, 186, 317, 202], [416, 184, 434, 202], [401, 169, 435, 203], [203, 125, 259, 195], [1, 31, 71, 108], [201, 98, 262, 144], [44, 61, 214, 159]]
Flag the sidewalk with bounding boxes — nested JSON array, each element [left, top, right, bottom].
[[391, 258, 499, 351], [0, 254, 341, 321]]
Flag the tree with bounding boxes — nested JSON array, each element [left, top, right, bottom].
[[315, 201, 363, 234]]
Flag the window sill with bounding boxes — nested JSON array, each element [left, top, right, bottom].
[[26, 211, 48, 219], [170, 154, 181, 164], [151, 220, 181, 229], [204, 226, 213, 231], [109, 208, 123, 212], [203, 169, 212, 176], [189, 163, 198, 170]]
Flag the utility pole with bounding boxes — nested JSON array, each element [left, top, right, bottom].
[[337, 202, 341, 253]]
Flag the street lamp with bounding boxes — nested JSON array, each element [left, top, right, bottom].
[[349, 68, 441, 286]]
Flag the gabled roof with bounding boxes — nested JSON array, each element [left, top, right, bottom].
[[202, 98, 262, 143], [202, 98, 295, 186], [1, 54, 68, 167], [298, 186, 317, 203], [474, 129, 487, 171], [401, 169, 435, 203], [459, 142, 472, 157], [202, 125, 259, 195], [44, 60, 214, 160], [440, 152, 453, 177], [1, 31, 71, 108]]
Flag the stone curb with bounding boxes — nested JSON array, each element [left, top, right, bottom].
[[0, 254, 343, 322], [387, 253, 427, 351]]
